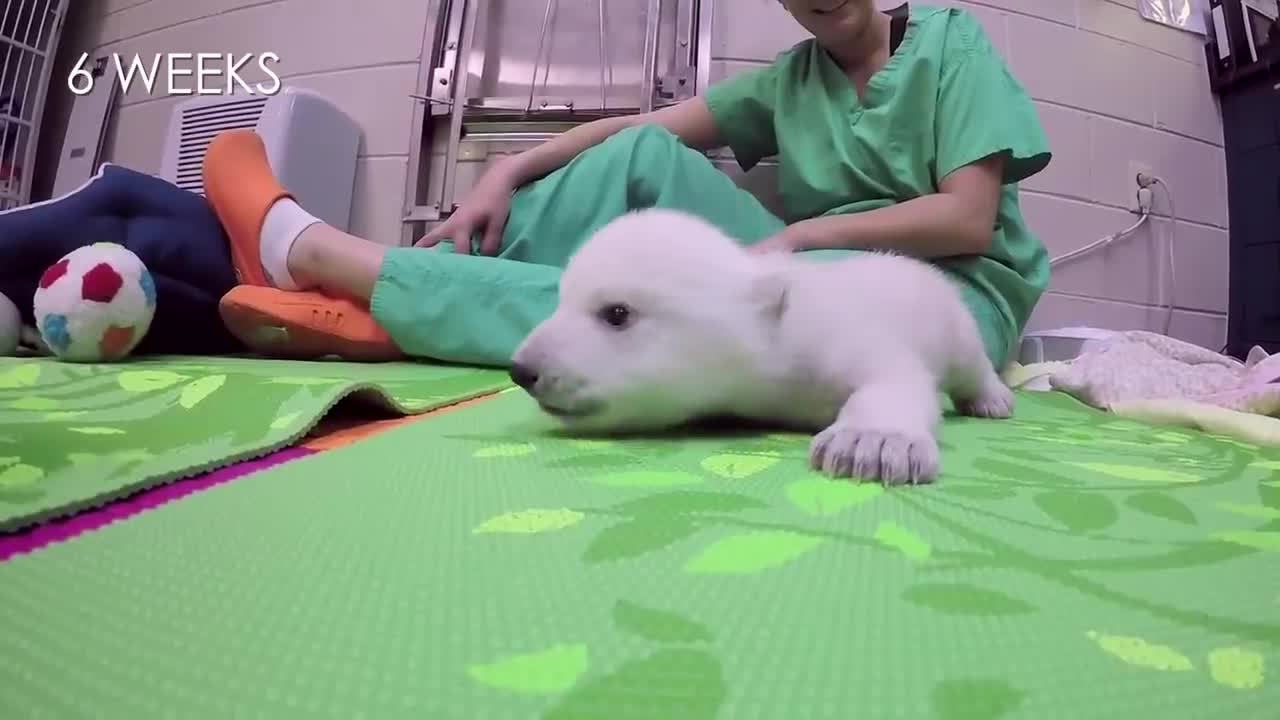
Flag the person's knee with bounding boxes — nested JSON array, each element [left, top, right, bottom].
[[606, 123, 702, 208], [607, 122, 683, 154]]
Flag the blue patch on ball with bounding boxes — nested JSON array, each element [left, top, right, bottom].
[[41, 313, 72, 352], [139, 268, 156, 307]]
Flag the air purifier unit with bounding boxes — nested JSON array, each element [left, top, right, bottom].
[[158, 86, 360, 232], [1017, 326, 1119, 365]]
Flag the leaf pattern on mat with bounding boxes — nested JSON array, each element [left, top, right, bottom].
[[583, 518, 697, 564], [936, 483, 1018, 500], [699, 452, 780, 479], [1070, 463, 1199, 484], [611, 491, 767, 516], [270, 412, 300, 431], [474, 442, 537, 458], [473, 508, 585, 534], [0, 462, 43, 488], [542, 649, 724, 720], [874, 522, 931, 560], [1217, 502, 1280, 520], [785, 477, 882, 516], [931, 677, 1025, 720], [590, 470, 702, 488], [684, 531, 824, 575], [903, 584, 1036, 616], [117, 370, 186, 392], [1124, 491, 1198, 525], [611, 601, 713, 644], [67, 426, 126, 436], [178, 375, 226, 409], [0, 356, 510, 531], [467, 644, 589, 695], [9, 396, 59, 411], [1211, 530, 1280, 550], [1033, 490, 1118, 533], [545, 453, 635, 470], [447, 387, 1279, 716], [1207, 647, 1265, 689], [0, 363, 39, 388], [9, 367, 1280, 715], [268, 377, 345, 386], [1085, 631, 1193, 671]]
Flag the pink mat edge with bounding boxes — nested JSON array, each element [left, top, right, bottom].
[[0, 446, 314, 562]]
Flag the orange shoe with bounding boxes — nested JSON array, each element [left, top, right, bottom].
[[202, 129, 292, 287], [219, 286, 404, 362]]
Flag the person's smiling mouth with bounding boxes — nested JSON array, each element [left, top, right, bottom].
[[812, 0, 850, 15]]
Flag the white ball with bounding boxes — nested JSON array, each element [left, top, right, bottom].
[[0, 291, 19, 356], [32, 243, 156, 362]]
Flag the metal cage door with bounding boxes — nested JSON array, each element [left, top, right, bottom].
[[1, 0, 67, 210], [403, 0, 712, 237]]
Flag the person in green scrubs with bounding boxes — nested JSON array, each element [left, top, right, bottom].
[[212, 1, 1051, 369]]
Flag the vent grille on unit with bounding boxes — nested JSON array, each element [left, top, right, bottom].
[[173, 96, 269, 194]]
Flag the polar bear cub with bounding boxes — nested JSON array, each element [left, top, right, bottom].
[[509, 208, 1013, 485]]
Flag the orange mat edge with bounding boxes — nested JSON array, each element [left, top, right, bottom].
[[301, 390, 507, 452]]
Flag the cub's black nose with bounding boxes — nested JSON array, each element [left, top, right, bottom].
[[509, 362, 539, 390]]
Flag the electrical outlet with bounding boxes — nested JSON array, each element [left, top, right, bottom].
[[1128, 161, 1154, 214]]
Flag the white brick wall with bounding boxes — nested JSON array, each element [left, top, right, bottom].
[[61, 0, 426, 246], [711, 0, 1229, 349], [59, 0, 1228, 348]]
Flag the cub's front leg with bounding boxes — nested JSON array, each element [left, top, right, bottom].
[[809, 369, 942, 486]]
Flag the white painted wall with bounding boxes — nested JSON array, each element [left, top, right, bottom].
[[711, 0, 1229, 349], [50, 0, 1228, 348], [49, 0, 427, 247]]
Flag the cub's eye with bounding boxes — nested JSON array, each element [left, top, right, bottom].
[[597, 303, 632, 328]]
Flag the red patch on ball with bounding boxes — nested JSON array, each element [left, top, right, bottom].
[[99, 324, 136, 358], [39, 259, 70, 289], [82, 262, 124, 303]]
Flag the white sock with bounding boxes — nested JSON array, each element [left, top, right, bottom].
[[260, 198, 320, 290]]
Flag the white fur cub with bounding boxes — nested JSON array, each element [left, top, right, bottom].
[[509, 208, 1013, 485]]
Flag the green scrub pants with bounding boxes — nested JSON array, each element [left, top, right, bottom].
[[369, 124, 1008, 369]]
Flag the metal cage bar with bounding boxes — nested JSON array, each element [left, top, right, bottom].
[[402, 0, 711, 243], [0, 0, 68, 210]]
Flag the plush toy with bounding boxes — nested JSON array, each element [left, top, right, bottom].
[[32, 243, 156, 362], [0, 290, 18, 356]]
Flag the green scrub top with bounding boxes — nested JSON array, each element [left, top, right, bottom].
[[703, 3, 1052, 357]]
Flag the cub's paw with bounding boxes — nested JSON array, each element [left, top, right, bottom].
[[957, 381, 1014, 419], [809, 424, 940, 486]]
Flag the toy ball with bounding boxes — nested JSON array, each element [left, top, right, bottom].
[[32, 243, 156, 362], [0, 291, 19, 356]]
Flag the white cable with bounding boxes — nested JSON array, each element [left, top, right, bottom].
[[1151, 177, 1177, 336], [1049, 212, 1149, 267], [1046, 176, 1179, 338]]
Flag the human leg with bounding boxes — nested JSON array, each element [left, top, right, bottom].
[[202, 130, 401, 359], [369, 124, 788, 366], [207, 124, 785, 365]]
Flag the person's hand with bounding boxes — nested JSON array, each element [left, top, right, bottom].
[[746, 225, 804, 255], [415, 164, 518, 255]]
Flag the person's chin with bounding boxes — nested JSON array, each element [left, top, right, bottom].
[[810, 0, 851, 16], [809, 4, 869, 35]]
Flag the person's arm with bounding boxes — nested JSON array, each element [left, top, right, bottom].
[[767, 153, 1005, 258], [757, 13, 1048, 260], [416, 97, 725, 251], [489, 97, 725, 187]]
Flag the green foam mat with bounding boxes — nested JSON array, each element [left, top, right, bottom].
[[1, 388, 1278, 718], [0, 355, 509, 532]]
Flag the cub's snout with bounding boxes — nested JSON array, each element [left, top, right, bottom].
[[508, 362, 539, 392]]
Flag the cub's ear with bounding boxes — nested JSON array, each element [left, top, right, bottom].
[[747, 264, 789, 324]]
